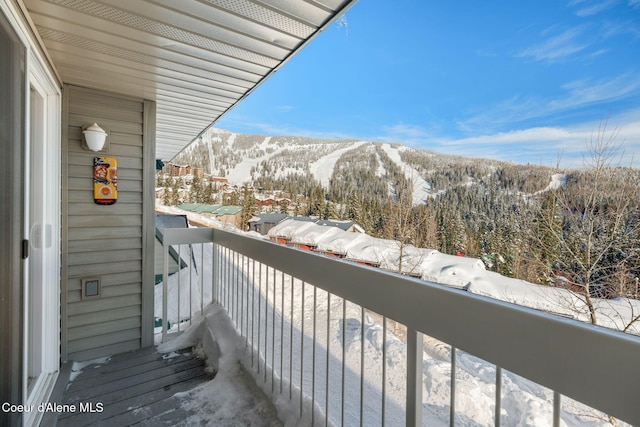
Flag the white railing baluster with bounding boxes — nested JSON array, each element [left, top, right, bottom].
[[228, 249, 232, 323], [495, 366, 502, 427], [450, 346, 456, 427], [312, 285, 317, 427], [252, 259, 256, 369], [233, 250, 237, 324], [360, 306, 365, 427], [258, 262, 262, 375], [382, 317, 387, 427], [280, 271, 285, 394], [289, 275, 294, 401], [162, 237, 169, 342], [325, 292, 331, 427], [212, 243, 216, 304], [222, 247, 227, 311], [272, 267, 276, 394], [232, 250, 236, 326], [406, 327, 423, 427], [231, 250, 235, 324], [553, 391, 561, 427], [177, 245, 182, 332], [236, 251, 240, 328], [264, 265, 269, 384], [244, 255, 248, 347], [187, 245, 193, 326], [300, 281, 305, 420], [341, 297, 346, 427], [200, 243, 204, 313]]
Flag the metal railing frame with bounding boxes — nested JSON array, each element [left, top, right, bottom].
[[162, 227, 640, 426]]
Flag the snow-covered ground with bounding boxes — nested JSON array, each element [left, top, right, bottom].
[[156, 234, 634, 426]]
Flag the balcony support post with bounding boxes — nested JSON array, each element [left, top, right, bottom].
[[406, 327, 423, 427]]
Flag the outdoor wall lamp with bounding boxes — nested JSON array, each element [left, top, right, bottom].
[[82, 123, 109, 152]]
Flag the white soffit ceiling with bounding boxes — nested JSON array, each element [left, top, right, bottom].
[[23, 0, 356, 160]]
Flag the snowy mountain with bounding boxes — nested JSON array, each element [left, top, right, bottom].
[[171, 127, 530, 206]]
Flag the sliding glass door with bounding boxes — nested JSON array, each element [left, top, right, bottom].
[[0, 7, 26, 427], [24, 23, 62, 427]]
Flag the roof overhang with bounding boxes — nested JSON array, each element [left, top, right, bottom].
[[21, 0, 358, 160]]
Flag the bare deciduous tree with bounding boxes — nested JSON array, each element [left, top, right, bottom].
[[537, 121, 639, 330]]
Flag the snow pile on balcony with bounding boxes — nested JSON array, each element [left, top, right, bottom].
[[157, 307, 282, 426]]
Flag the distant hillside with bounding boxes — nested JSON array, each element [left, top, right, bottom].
[[172, 127, 555, 205]]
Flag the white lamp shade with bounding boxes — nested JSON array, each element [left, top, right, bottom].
[[83, 123, 107, 151]]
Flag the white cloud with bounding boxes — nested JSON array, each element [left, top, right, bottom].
[[552, 73, 640, 108], [569, 0, 618, 16], [378, 111, 640, 167], [457, 73, 640, 135], [275, 105, 294, 113], [517, 26, 589, 63]]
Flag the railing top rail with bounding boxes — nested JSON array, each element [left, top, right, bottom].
[[163, 227, 640, 425]]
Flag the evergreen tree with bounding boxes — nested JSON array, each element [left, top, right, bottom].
[[240, 186, 258, 231], [162, 176, 172, 206], [170, 177, 180, 206], [279, 199, 289, 214], [307, 185, 326, 217], [190, 175, 203, 203]]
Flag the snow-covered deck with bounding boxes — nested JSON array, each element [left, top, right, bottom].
[[51, 347, 211, 426]]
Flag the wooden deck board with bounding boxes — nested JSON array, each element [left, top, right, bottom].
[[56, 347, 212, 426], [64, 356, 204, 399]]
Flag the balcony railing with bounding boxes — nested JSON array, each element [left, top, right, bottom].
[[160, 227, 640, 426]]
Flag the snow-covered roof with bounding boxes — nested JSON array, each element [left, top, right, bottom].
[[249, 213, 289, 225], [418, 251, 487, 289], [315, 219, 356, 231], [315, 230, 370, 255], [345, 236, 398, 264], [290, 223, 345, 246], [268, 218, 317, 239]]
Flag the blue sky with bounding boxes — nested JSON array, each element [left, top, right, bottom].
[[215, 0, 640, 167]]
